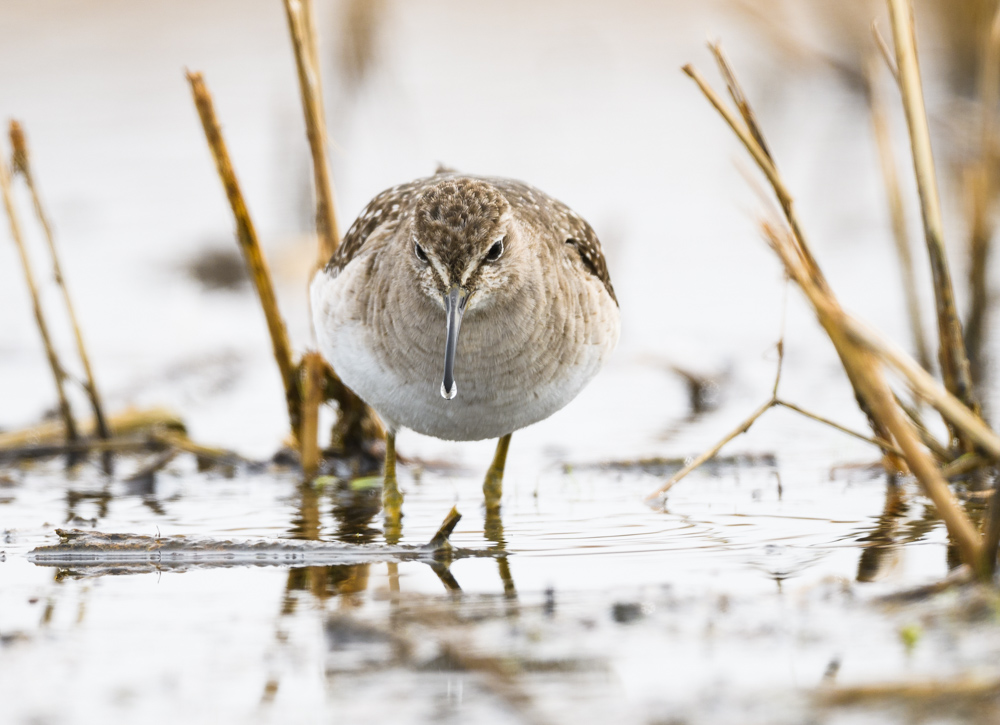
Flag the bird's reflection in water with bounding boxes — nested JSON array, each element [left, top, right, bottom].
[[485, 505, 517, 601]]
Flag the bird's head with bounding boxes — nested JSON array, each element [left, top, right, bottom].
[[407, 177, 518, 400]]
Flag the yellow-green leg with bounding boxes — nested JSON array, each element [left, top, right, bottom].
[[382, 431, 403, 544], [483, 433, 511, 515], [483, 434, 516, 598]]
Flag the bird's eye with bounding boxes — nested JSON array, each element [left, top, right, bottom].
[[414, 243, 429, 263], [485, 237, 505, 262]]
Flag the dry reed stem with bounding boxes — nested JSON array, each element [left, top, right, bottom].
[[299, 351, 324, 477], [685, 54, 902, 469], [186, 71, 301, 442], [940, 452, 991, 479], [985, 474, 1000, 573], [963, 6, 1000, 389], [9, 120, 110, 440], [683, 50, 983, 569], [761, 220, 983, 569], [818, 676, 1000, 706], [844, 319, 1000, 459], [871, 21, 900, 85], [0, 437, 159, 462], [646, 398, 774, 501], [150, 429, 248, 467], [282, 0, 341, 268], [773, 400, 902, 455], [645, 343, 904, 500], [896, 394, 950, 461], [887, 0, 978, 421], [0, 151, 79, 442], [865, 61, 932, 372], [0, 406, 183, 449]]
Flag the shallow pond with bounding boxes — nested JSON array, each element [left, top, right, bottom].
[[3, 1, 1000, 723]]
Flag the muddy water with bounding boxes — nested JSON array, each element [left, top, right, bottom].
[[3, 0, 1000, 723]]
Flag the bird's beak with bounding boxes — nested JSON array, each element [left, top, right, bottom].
[[441, 285, 469, 400]]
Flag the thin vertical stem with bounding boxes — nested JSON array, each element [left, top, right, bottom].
[[887, 0, 978, 422], [283, 0, 341, 269], [9, 121, 110, 439], [186, 71, 301, 440], [865, 62, 932, 373], [299, 351, 324, 478], [0, 151, 78, 441]]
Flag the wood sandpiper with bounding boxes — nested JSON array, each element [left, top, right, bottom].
[[311, 172, 620, 532]]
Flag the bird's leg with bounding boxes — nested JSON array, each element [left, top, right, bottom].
[[483, 433, 511, 516], [483, 433, 516, 599], [382, 430, 403, 544]]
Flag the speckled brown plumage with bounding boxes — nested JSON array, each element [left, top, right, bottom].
[[326, 173, 616, 303], [312, 172, 620, 442]]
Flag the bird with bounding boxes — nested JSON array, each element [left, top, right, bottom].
[[311, 171, 620, 529]]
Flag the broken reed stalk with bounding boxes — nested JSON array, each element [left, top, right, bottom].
[[299, 351, 324, 478], [0, 151, 79, 442], [886, 0, 978, 421], [186, 71, 301, 442], [682, 49, 986, 572], [865, 60, 932, 373], [963, 7, 1000, 391], [0, 406, 184, 450], [9, 120, 111, 440], [282, 0, 341, 268]]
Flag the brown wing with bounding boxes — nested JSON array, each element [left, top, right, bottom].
[[489, 178, 617, 304], [324, 177, 429, 275]]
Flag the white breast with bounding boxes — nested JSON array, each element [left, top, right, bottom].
[[311, 258, 619, 442]]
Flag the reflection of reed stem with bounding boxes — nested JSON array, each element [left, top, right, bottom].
[[9, 120, 110, 440], [186, 71, 301, 442], [0, 152, 79, 442]]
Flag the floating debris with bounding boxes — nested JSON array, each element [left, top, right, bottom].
[[29, 507, 492, 576]]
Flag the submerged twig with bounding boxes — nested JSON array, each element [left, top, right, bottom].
[[9, 121, 110, 440], [0, 151, 78, 442], [887, 0, 978, 428], [186, 71, 301, 442], [282, 0, 341, 268]]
